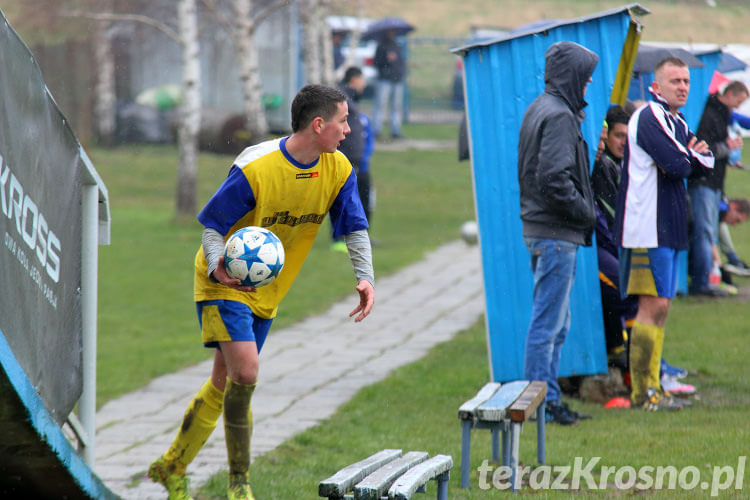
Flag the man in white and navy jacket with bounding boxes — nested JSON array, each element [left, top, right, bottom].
[[613, 57, 714, 411]]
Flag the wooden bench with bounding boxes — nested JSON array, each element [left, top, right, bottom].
[[458, 380, 547, 492], [319, 449, 453, 500]]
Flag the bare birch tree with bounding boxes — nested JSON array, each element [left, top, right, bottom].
[[91, 0, 116, 146], [176, 0, 201, 217]]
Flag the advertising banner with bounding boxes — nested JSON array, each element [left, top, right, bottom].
[[0, 13, 84, 423]]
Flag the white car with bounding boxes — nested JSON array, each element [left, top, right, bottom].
[[327, 16, 378, 88]]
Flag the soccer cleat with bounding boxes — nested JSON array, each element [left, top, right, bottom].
[[660, 358, 688, 379], [228, 473, 255, 500], [560, 401, 592, 420], [330, 240, 348, 253], [637, 387, 684, 412], [661, 374, 696, 396], [148, 458, 193, 500]]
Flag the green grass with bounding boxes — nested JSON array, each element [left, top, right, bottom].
[[90, 127, 473, 405], [192, 152, 750, 498]]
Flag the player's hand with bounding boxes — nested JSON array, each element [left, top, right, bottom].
[[688, 136, 710, 155], [350, 280, 374, 322], [214, 256, 257, 292], [727, 136, 743, 150]]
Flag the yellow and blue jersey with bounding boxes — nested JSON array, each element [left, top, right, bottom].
[[194, 137, 368, 318]]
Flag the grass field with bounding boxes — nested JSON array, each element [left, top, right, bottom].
[[89, 122, 472, 406], [193, 162, 750, 499]]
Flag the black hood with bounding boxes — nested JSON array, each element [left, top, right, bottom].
[[544, 41, 599, 113]]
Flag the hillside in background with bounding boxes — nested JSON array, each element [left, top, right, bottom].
[[339, 0, 750, 45]]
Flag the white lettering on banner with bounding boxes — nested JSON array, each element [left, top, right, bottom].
[[3, 230, 58, 309], [0, 157, 62, 283]]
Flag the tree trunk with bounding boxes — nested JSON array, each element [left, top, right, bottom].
[[300, 0, 322, 84], [176, 0, 201, 218], [92, 2, 116, 146], [319, 0, 334, 87], [231, 0, 269, 142]]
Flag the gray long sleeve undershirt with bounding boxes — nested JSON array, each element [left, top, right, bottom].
[[202, 227, 374, 287]]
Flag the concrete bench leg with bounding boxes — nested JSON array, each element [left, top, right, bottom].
[[460, 420, 472, 489], [491, 427, 500, 463], [510, 422, 521, 493], [537, 401, 546, 464], [436, 470, 450, 500]]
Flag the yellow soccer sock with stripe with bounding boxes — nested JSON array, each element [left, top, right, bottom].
[[224, 378, 256, 479], [628, 321, 663, 403], [161, 377, 224, 476]]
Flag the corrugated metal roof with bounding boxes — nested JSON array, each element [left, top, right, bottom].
[[459, 5, 649, 382]]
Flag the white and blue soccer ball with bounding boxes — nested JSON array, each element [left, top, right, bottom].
[[223, 226, 285, 288]]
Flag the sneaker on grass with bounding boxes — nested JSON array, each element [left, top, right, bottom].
[[661, 374, 696, 396]]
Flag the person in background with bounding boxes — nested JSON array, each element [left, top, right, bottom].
[[591, 105, 638, 370], [614, 57, 714, 411], [332, 67, 377, 251], [517, 41, 598, 425], [688, 80, 748, 296], [372, 29, 407, 140]]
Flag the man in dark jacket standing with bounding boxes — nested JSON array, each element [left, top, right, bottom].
[[688, 81, 748, 296], [517, 41, 598, 425], [372, 29, 406, 139]]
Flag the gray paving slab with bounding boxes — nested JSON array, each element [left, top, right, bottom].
[[93, 240, 484, 499]]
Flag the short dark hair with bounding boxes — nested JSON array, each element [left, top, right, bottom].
[[605, 105, 630, 129], [730, 198, 750, 215], [654, 56, 687, 74], [343, 66, 363, 84], [724, 80, 749, 97], [291, 84, 347, 132]]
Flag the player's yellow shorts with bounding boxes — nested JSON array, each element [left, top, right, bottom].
[[196, 299, 273, 352], [619, 247, 680, 299]]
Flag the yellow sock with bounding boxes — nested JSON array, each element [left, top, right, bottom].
[[650, 324, 665, 391], [224, 378, 256, 478], [162, 377, 224, 475], [629, 321, 663, 403]]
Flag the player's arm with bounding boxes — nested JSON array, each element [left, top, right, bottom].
[[198, 165, 258, 292], [344, 230, 374, 322], [329, 166, 374, 321]]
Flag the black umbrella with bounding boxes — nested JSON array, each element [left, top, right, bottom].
[[633, 44, 704, 74], [361, 17, 415, 41]]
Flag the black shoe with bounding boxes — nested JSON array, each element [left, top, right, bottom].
[[561, 401, 592, 420], [545, 401, 578, 425]]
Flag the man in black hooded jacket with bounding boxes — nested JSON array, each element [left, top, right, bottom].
[[517, 41, 598, 425]]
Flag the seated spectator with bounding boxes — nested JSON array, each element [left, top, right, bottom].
[[591, 106, 638, 369], [719, 197, 750, 277]]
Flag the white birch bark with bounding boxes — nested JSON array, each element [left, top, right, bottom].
[[231, 0, 269, 141], [176, 0, 201, 217], [92, 11, 116, 146], [319, 0, 335, 86], [300, 0, 322, 84]]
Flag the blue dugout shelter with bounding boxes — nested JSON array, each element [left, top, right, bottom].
[[452, 4, 649, 382]]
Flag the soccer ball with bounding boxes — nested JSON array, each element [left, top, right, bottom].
[[223, 226, 285, 287], [460, 220, 479, 245]]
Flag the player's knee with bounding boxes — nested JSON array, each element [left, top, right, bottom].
[[230, 365, 258, 386]]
